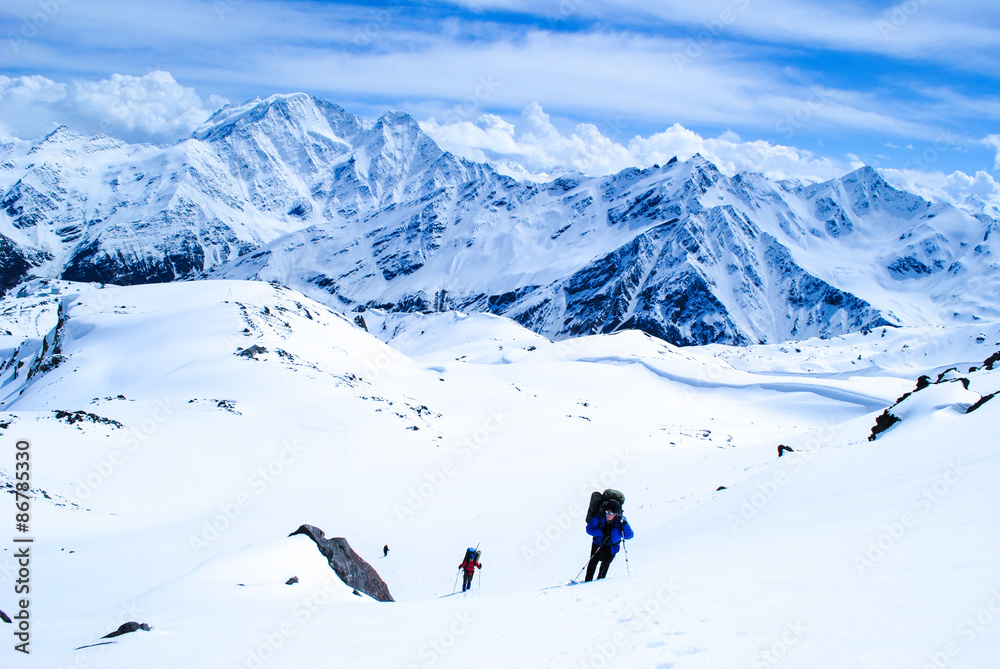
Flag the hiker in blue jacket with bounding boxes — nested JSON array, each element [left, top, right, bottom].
[[585, 500, 633, 581]]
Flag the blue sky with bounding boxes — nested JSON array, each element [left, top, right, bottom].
[[1, 0, 998, 199]]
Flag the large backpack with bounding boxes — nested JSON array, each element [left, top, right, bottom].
[[463, 547, 481, 564], [586, 488, 626, 523]]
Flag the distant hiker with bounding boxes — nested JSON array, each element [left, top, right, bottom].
[[585, 491, 633, 582], [383, 544, 389, 557], [777, 444, 794, 458], [459, 547, 482, 592]]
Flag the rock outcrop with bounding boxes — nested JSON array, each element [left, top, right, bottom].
[[289, 524, 394, 602]]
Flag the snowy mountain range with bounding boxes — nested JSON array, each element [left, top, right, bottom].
[[2, 93, 998, 346]]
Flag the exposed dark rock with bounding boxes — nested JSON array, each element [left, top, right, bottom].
[[216, 399, 241, 414], [0, 234, 37, 294], [887, 255, 937, 279], [239, 345, 267, 359], [966, 393, 996, 414], [289, 524, 394, 602], [54, 410, 123, 428], [777, 444, 794, 457], [868, 411, 901, 441], [286, 576, 299, 585], [102, 622, 151, 639], [0, 609, 11, 623]]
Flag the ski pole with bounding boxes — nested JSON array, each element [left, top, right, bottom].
[[622, 538, 630, 576], [573, 535, 610, 582], [452, 569, 460, 594]]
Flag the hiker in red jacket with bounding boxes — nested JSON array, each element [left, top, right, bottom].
[[459, 548, 482, 592]]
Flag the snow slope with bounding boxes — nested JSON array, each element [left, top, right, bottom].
[[0, 279, 998, 668]]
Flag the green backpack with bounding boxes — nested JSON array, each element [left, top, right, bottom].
[[586, 488, 625, 522]]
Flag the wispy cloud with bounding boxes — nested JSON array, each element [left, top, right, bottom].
[[0, 0, 995, 180], [437, 0, 1000, 70]]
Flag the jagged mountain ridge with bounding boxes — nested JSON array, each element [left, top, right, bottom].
[[1, 93, 997, 345]]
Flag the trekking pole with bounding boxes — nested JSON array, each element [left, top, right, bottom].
[[572, 535, 610, 583], [452, 569, 461, 594], [622, 539, 630, 576]]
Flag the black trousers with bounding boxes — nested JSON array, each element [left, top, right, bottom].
[[462, 571, 474, 591], [585, 542, 615, 582]]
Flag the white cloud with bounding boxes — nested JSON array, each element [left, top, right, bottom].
[[422, 102, 854, 182], [881, 167, 1000, 212], [0, 72, 226, 143]]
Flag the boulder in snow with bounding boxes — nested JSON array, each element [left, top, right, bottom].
[[289, 524, 394, 602]]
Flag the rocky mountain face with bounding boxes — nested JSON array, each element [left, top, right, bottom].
[[1, 94, 997, 346]]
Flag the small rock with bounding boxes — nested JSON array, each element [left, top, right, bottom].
[[239, 345, 267, 359], [286, 577, 299, 585], [102, 622, 151, 639]]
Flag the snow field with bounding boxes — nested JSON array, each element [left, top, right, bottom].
[[0, 279, 997, 667]]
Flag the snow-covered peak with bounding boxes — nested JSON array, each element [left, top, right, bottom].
[[805, 165, 929, 219], [364, 109, 445, 170], [193, 93, 363, 146], [31, 124, 83, 148]]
